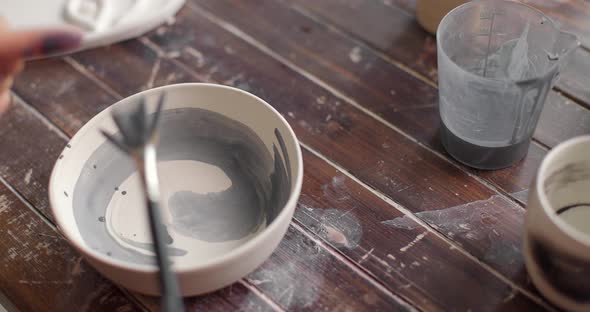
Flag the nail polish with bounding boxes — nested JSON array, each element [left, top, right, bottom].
[[25, 31, 82, 57]]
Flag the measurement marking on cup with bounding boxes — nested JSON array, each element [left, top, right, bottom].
[[482, 10, 497, 77]]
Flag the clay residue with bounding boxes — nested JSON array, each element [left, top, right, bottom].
[[296, 204, 362, 249], [72, 108, 291, 264], [382, 195, 524, 276], [246, 230, 327, 310]]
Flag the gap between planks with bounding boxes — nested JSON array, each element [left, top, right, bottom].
[[58, 56, 416, 311], [131, 33, 547, 309], [12, 89, 283, 312], [6, 95, 155, 312], [280, 0, 590, 123], [188, 2, 530, 211], [290, 221, 420, 312], [300, 142, 555, 311], [62, 18, 548, 309], [184, 4, 557, 309]]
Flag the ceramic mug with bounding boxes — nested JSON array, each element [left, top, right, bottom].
[[524, 135, 590, 312]]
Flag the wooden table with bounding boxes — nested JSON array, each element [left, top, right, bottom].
[[1, 0, 589, 311]]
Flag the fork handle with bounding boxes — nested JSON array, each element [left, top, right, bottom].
[[138, 145, 184, 312]]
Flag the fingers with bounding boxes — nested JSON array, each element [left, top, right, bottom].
[[0, 28, 82, 59], [0, 21, 82, 116], [0, 91, 9, 114]]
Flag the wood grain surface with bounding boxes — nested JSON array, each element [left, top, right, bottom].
[[284, 0, 590, 147]]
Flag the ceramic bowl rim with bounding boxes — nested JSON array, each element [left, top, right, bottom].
[[49, 83, 303, 274], [536, 134, 590, 247]]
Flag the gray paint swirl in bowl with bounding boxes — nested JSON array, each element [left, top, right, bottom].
[[72, 107, 291, 264]]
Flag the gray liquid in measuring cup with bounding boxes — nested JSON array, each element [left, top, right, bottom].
[[440, 123, 531, 170], [440, 23, 542, 170]]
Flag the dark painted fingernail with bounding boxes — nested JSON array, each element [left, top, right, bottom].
[[24, 31, 82, 57]]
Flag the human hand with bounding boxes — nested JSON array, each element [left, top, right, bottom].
[[0, 19, 82, 113]]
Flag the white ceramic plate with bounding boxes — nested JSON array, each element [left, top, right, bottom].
[[49, 83, 303, 295], [0, 0, 185, 55]]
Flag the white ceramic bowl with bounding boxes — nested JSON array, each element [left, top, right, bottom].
[[49, 83, 303, 296]]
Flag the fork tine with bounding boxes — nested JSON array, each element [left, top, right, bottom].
[[110, 111, 134, 146], [149, 92, 166, 136], [135, 97, 149, 142], [100, 129, 128, 153]]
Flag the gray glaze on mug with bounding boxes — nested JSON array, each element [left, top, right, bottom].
[[529, 237, 590, 303], [528, 160, 590, 303], [72, 107, 291, 264]]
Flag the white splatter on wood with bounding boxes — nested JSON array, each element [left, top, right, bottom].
[[6, 229, 24, 245], [296, 205, 363, 249], [0, 195, 9, 214], [316, 96, 327, 104], [55, 79, 76, 97], [298, 120, 314, 133], [223, 73, 245, 86], [399, 232, 428, 252], [6, 248, 17, 260], [321, 175, 352, 202], [248, 278, 271, 286], [349, 47, 362, 63], [503, 288, 517, 303], [370, 254, 394, 273], [224, 45, 235, 54], [387, 254, 396, 260], [245, 233, 325, 310], [383, 195, 525, 275], [184, 47, 205, 67], [459, 223, 470, 230], [24, 169, 33, 185], [359, 248, 374, 263], [166, 51, 181, 58]]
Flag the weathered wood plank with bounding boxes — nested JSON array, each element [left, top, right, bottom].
[[0, 97, 66, 219], [535, 91, 590, 147], [523, 0, 590, 48], [388, 0, 590, 49], [7, 78, 274, 311], [13, 57, 418, 311], [57, 8, 554, 305], [14, 52, 550, 311], [0, 117, 140, 311], [296, 149, 548, 310], [558, 47, 590, 106], [285, 0, 590, 145], [190, 0, 548, 200], [386, 0, 590, 107]]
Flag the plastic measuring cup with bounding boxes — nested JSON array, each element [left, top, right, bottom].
[[437, 0, 579, 170]]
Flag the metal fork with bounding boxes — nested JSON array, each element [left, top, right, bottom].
[[101, 93, 184, 312]]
